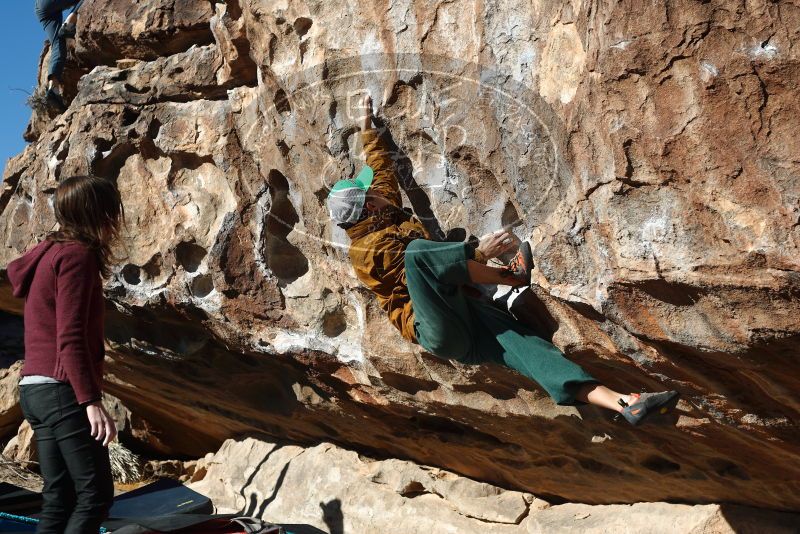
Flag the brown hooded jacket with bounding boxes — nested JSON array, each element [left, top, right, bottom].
[[345, 128, 431, 342]]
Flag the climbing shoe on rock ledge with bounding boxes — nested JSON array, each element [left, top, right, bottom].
[[499, 240, 533, 287], [45, 88, 67, 113], [619, 390, 680, 426], [59, 22, 76, 39]]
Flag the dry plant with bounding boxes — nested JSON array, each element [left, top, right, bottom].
[[0, 453, 42, 490], [109, 441, 143, 484], [25, 88, 50, 114]]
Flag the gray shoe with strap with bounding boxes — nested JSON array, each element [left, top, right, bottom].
[[619, 390, 680, 426]]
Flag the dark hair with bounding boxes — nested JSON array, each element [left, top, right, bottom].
[[47, 175, 125, 278]]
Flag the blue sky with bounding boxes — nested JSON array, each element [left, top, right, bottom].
[[0, 3, 44, 179]]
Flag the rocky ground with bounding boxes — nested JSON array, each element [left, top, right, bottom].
[[4, 435, 798, 533], [186, 437, 800, 533], [1, 0, 799, 531]]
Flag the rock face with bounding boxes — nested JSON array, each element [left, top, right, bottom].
[[2, 420, 35, 466], [191, 438, 538, 533], [0, 362, 23, 439], [190, 438, 800, 534], [1, 0, 799, 513]]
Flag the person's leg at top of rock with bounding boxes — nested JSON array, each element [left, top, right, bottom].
[[34, 0, 85, 112], [326, 94, 680, 426]]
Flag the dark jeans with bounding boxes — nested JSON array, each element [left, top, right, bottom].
[[19, 383, 114, 534], [34, 0, 84, 81], [404, 239, 598, 405]]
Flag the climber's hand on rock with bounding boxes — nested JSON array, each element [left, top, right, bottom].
[[359, 94, 373, 131], [86, 401, 118, 447], [477, 230, 518, 259]]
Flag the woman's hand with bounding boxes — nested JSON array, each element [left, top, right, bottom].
[[476, 229, 519, 260], [360, 94, 373, 131], [85, 401, 118, 447]]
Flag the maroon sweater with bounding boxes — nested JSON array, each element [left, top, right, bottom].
[[7, 239, 105, 404]]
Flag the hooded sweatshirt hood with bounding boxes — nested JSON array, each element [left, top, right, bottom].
[[7, 240, 56, 298]]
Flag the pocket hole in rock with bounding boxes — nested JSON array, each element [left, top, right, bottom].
[[299, 40, 309, 63], [293, 17, 312, 38], [94, 137, 114, 153], [708, 459, 750, 480], [92, 142, 137, 183], [190, 274, 214, 298], [176, 242, 208, 273], [276, 139, 290, 157], [321, 308, 347, 337], [640, 455, 681, 474], [501, 199, 522, 228], [121, 107, 140, 127], [121, 264, 141, 285], [399, 481, 428, 498], [147, 118, 162, 139], [274, 89, 291, 114], [264, 169, 309, 284], [142, 254, 162, 279], [316, 422, 339, 438], [123, 83, 151, 95]]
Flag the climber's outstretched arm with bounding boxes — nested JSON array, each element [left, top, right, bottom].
[[357, 95, 402, 207]]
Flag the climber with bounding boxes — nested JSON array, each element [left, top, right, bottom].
[[7, 175, 122, 533], [34, 0, 84, 112], [327, 95, 679, 426]]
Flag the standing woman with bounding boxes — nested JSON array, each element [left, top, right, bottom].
[[7, 175, 122, 533]]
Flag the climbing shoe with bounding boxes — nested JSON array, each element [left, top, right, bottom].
[[499, 241, 533, 287], [619, 390, 680, 426], [45, 88, 67, 113], [59, 22, 76, 39]]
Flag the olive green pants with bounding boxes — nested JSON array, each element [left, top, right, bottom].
[[404, 239, 597, 405]]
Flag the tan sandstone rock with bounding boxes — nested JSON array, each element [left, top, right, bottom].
[[1, 0, 798, 514], [525, 502, 800, 534], [2, 420, 35, 466], [0, 362, 23, 439], [191, 438, 536, 533], [190, 438, 800, 534]]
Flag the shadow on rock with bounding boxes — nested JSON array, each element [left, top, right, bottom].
[[320, 498, 344, 534]]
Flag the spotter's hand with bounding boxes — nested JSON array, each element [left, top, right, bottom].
[[85, 401, 118, 447]]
